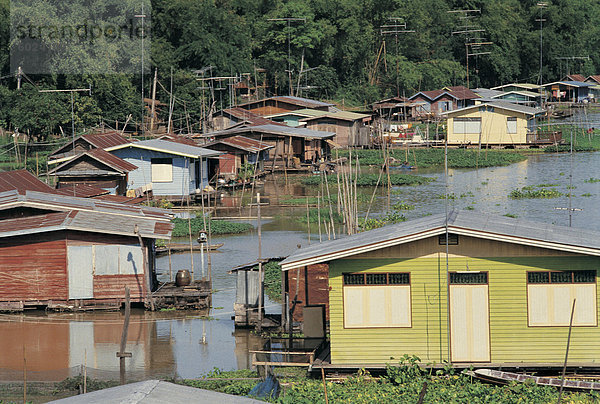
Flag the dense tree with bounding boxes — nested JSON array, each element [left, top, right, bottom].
[[0, 0, 599, 137]]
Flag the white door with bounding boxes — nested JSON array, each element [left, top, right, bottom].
[[450, 275, 490, 362], [68, 246, 94, 299]]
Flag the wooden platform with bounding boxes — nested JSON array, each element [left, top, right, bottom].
[[151, 280, 211, 310], [155, 243, 224, 256]]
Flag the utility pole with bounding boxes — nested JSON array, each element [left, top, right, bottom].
[[555, 56, 590, 77], [267, 17, 306, 96], [449, 9, 491, 88], [536, 2, 547, 85], [135, 4, 146, 136], [150, 68, 158, 133], [380, 18, 415, 97]]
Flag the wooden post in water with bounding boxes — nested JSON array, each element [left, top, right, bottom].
[[135, 224, 154, 311], [117, 287, 132, 385], [257, 193, 263, 332], [558, 299, 576, 404], [321, 367, 329, 404], [23, 345, 26, 404]]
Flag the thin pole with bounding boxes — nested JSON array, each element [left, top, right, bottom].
[[321, 367, 329, 404], [118, 287, 131, 385], [317, 191, 322, 242], [444, 132, 451, 364], [257, 193, 263, 331], [23, 345, 26, 404], [557, 299, 576, 404], [306, 196, 311, 245]]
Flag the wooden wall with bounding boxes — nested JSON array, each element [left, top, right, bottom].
[[0, 233, 68, 301]]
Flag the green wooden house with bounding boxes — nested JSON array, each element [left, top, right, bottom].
[[280, 210, 600, 368]]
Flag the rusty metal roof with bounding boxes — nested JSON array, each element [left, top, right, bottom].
[[205, 135, 273, 153], [222, 107, 285, 126], [49, 131, 131, 161], [0, 209, 171, 240], [54, 184, 111, 198], [198, 124, 335, 140], [0, 189, 172, 238], [0, 170, 56, 193], [49, 148, 138, 176], [410, 86, 481, 102], [238, 96, 334, 110]]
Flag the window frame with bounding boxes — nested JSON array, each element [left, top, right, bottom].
[[151, 157, 173, 183], [526, 270, 597, 327], [506, 117, 517, 134], [342, 272, 412, 329]]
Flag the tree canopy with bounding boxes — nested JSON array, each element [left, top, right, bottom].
[[1, 0, 599, 138]]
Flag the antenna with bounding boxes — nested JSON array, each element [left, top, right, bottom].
[[536, 2, 548, 85], [555, 56, 590, 77], [267, 17, 306, 96], [380, 17, 415, 97], [449, 9, 492, 88], [134, 4, 147, 136]]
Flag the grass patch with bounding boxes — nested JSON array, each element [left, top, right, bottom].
[[392, 201, 415, 210], [584, 177, 600, 183], [503, 213, 518, 218], [536, 183, 559, 187], [359, 211, 406, 231], [509, 187, 563, 199], [581, 193, 593, 197], [543, 129, 600, 152], [171, 218, 253, 237], [301, 173, 433, 187], [336, 148, 527, 169]]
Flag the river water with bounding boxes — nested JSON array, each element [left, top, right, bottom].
[[0, 149, 598, 381]]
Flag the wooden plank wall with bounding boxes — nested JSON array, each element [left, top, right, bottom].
[[0, 234, 68, 301]]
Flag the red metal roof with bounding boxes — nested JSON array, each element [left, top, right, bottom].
[[54, 184, 111, 198], [85, 148, 138, 172], [0, 170, 56, 193], [206, 135, 273, 153], [566, 74, 586, 82], [412, 86, 480, 101], [157, 134, 200, 147], [223, 107, 285, 126], [81, 132, 130, 149], [587, 75, 600, 84], [0, 211, 70, 234]]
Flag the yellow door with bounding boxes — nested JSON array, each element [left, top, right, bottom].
[[450, 278, 490, 362]]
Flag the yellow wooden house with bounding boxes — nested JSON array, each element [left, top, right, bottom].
[[280, 210, 600, 368], [441, 101, 545, 146]]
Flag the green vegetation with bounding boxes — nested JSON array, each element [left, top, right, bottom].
[[391, 201, 414, 210], [182, 358, 599, 403], [171, 218, 253, 237], [262, 261, 283, 303], [536, 183, 559, 188], [504, 213, 518, 218], [336, 149, 527, 169], [581, 193, 593, 197], [296, 208, 343, 225], [359, 211, 406, 231], [301, 173, 433, 187], [509, 186, 564, 199], [543, 130, 600, 153], [584, 178, 600, 183]]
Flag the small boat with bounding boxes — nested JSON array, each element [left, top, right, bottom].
[[156, 243, 224, 256], [468, 369, 600, 391]]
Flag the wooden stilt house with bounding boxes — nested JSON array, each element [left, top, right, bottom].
[[280, 210, 600, 369]]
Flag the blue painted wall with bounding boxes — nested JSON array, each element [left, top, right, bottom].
[[110, 147, 209, 196]]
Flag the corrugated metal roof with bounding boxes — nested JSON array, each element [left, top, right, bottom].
[[0, 170, 56, 193], [157, 134, 201, 146], [238, 96, 334, 109], [492, 90, 542, 98], [105, 139, 222, 158], [200, 124, 335, 140], [411, 86, 480, 102], [544, 80, 594, 88], [490, 83, 542, 91], [49, 148, 138, 176], [222, 107, 285, 126], [82, 132, 130, 149], [206, 135, 274, 153], [48, 379, 264, 404], [297, 109, 372, 122], [441, 101, 545, 116], [565, 74, 586, 82], [280, 210, 600, 270], [586, 75, 600, 84], [54, 184, 110, 198]]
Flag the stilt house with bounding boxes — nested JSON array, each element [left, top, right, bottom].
[[0, 188, 172, 311], [280, 210, 600, 368]]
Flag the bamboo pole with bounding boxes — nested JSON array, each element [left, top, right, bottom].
[[306, 196, 311, 245], [23, 345, 26, 404], [321, 367, 329, 404], [557, 299, 576, 404], [324, 172, 336, 239], [317, 191, 322, 242]]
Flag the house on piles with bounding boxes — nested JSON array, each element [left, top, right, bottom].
[[408, 86, 481, 118], [202, 135, 273, 181], [266, 109, 373, 148], [280, 210, 600, 368], [47, 148, 137, 195], [104, 139, 221, 200], [0, 187, 172, 312], [196, 125, 334, 168], [441, 101, 547, 146], [211, 107, 286, 131], [47, 131, 130, 163], [543, 80, 595, 102], [236, 96, 335, 117]]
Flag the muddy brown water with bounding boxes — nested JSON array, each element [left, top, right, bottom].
[[0, 149, 599, 381]]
